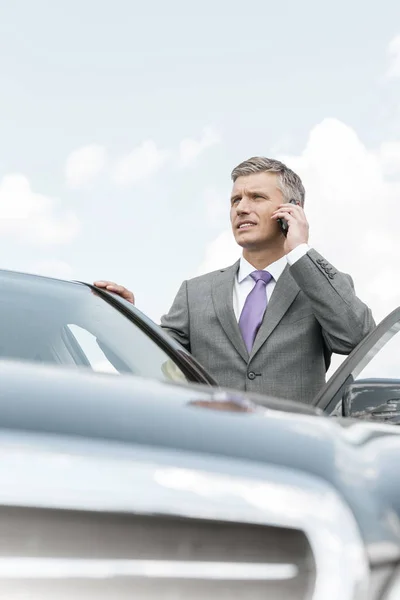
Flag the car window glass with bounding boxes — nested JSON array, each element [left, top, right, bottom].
[[67, 325, 119, 373], [319, 319, 400, 416], [352, 326, 400, 381], [0, 274, 188, 385]]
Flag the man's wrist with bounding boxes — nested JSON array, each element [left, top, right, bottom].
[[286, 243, 311, 266]]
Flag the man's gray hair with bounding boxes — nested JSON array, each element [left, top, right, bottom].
[[231, 157, 305, 207]]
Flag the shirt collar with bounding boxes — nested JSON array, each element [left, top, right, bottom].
[[237, 254, 287, 284]]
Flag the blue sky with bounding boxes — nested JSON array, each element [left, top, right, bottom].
[[0, 0, 400, 333]]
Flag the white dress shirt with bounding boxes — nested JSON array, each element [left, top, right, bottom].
[[233, 243, 310, 320]]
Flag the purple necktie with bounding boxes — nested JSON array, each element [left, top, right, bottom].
[[239, 270, 273, 353]]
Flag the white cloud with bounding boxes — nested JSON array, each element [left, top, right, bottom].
[[204, 187, 228, 228], [30, 260, 74, 280], [277, 118, 400, 320], [0, 173, 80, 244], [112, 140, 169, 186], [197, 118, 400, 322], [386, 35, 400, 79], [378, 141, 400, 175], [65, 144, 107, 188], [179, 127, 221, 167], [196, 230, 240, 276], [109, 128, 221, 186]]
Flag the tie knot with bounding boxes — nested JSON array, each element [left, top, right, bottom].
[[250, 270, 273, 285]]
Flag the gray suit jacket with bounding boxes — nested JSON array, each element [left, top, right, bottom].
[[160, 249, 375, 404]]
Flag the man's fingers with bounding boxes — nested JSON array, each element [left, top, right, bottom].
[[94, 280, 121, 291], [274, 204, 303, 216], [93, 281, 135, 304], [106, 284, 124, 293], [93, 280, 110, 288], [272, 206, 307, 223], [273, 205, 301, 215], [271, 211, 296, 220], [115, 288, 135, 303]]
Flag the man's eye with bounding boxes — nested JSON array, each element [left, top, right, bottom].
[[232, 198, 240, 205]]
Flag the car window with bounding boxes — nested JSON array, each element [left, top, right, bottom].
[[353, 327, 400, 381], [326, 319, 400, 419], [66, 325, 119, 373], [0, 275, 188, 385], [315, 312, 400, 415]]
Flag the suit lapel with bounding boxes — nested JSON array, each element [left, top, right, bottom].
[[211, 260, 248, 362], [250, 266, 300, 360]]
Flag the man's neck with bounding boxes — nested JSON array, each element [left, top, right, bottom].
[[242, 247, 286, 270]]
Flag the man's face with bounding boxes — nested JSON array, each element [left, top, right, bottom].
[[230, 171, 285, 249]]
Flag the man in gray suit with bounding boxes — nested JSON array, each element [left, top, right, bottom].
[[94, 157, 375, 404]]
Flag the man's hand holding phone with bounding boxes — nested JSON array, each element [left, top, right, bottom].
[[272, 199, 310, 254]]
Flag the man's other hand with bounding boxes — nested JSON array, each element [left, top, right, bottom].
[[93, 281, 135, 304]]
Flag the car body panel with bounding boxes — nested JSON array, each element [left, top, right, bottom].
[[1, 358, 400, 561]]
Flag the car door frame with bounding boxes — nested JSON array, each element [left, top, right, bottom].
[[313, 307, 400, 414], [80, 283, 219, 387]]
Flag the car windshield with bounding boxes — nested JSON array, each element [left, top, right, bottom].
[[0, 272, 188, 384]]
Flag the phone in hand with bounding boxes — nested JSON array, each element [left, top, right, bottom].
[[278, 198, 300, 237]]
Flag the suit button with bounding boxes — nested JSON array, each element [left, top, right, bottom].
[[247, 371, 256, 380]]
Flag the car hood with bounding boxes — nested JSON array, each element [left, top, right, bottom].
[[1, 359, 400, 562]]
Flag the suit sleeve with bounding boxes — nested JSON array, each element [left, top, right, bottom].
[[289, 248, 375, 354], [160, 280, 191, 351]]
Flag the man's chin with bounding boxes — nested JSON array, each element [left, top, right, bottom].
[[235, 238, 260, 250], [234, 230, 258, 246], [233, 232, 282, 250]]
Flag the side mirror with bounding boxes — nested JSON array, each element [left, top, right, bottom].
[[343, 379, 400, 424]]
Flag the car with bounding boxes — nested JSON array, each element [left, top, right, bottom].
[[1, 358, 400, 599], [1, 267, 400, 599], [0, 267, 399, 423]]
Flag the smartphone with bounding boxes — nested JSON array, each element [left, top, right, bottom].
[[278, 198, 300, 236]]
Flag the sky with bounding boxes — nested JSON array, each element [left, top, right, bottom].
[[1, 0, 400, 352]]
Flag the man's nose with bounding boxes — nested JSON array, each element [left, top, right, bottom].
[[236, 196, 251, 213]]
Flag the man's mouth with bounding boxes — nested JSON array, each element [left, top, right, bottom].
[[237, 221, 256, 230]]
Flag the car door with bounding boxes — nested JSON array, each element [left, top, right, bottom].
[[313, 307, 400, 421]]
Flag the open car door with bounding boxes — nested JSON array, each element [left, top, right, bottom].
[[313, 307, 400, 423]]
